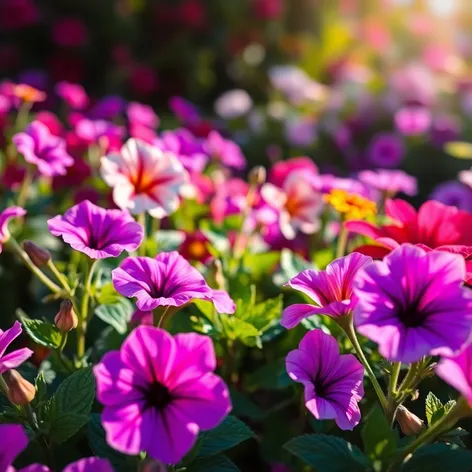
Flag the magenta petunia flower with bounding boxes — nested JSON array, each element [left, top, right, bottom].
[[48, 200, 144, 259], [94, 326, 231, 464], [203, 131, 246, 170], [13, 121, 74, 177], [281, 253, 372, 329], [358, 169, 418, 197], [112, 251, 235, 314], [0, 321, 33, 375], [436, 344, 472, 407], [0, 424, 48, 471], [101, 138, 189, 218], [0, 206, 26, 253], [354, 244, 472, 363], [286, 329, 364, 430], [55, 81, 89, 110]]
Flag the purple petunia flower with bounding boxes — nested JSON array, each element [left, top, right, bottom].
[[203, 131, 246, 170], [358, 169, 418, 197], [94, 326, 231, 464], [354, 244, 472, 363], [0, 206, 26, 253], [281, 253, 372, 329], [0, 321, 33, 375], [436, 344, 472, 408], [48, 200, 144, 259], [112, 251, 235, 314], [286, 329, 364, 430], [367, 132, 405, 168], [0, 423, 113, 471], [55, 81, 89, 110], [13, 121, 74, 177]]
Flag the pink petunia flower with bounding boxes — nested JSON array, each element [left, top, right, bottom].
[[48, 200, 144, 259], [112, 251, 235, 314], [56, 81, 89, 110], [353, 244, 472, 363], [0, 423, 113, 471], [436, 344, 472, 407], [0, 321, 33, 374], [261, 171, 323, 240], [0, 207, 26, 253], [203, 131, 246, 170], [281, 253, 372, 329], [286, 329, 364, 430], [13, 121, 74, 177], [94, 326, 231, 464], [357, 169, 418, 197], [101, 138, 189, 218]]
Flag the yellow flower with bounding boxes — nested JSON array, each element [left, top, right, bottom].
[[324, 189, 376, 221]]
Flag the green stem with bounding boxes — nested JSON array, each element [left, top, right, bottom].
[[16, 165, 34, 207], [77, 259, 97, 358], [338, 316, 387, 409], [335, 223, 349, 259], [7, 238, 62, 294], [137, 213, 147, 257]]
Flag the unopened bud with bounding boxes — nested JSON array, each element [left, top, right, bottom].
[[248, 166, 266, 186], [4, 370, 36, 405], [396, 405, 424, 436], [54, 299, 78, 332], [23, 240, 51, 267]]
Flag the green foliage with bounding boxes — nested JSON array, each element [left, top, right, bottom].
[[43, 367, 95, 443], [19, 315, 62, 349], [399, 443, 472, 472], [362, 406, 398, 462], [197, 416, 254, 458], [285, 434, 370, 472]]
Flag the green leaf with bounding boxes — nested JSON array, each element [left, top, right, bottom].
[[400, 443, 472, 472], [88, 413, 138, 471], [95, 297, 134, 334], [19, 316, 62, 349], [362, 406, 397, 461], [185, 454, 239, 472], [285, 434, 370, 472], [425, 392, 444, 425], [45, 367, 95, 443], [197, 416, 254, 458]]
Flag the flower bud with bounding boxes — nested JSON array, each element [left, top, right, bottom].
[[249, 166, 267, 186], [4, 370, 36, 405], [23, 240, 51, 267], [54, 299, 78, 332], [396, 405, 424, 436]]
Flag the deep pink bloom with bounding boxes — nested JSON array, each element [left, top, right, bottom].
[[268, 157, 318, 188], [0, 207, 26, 253], [367, 133, 405, 168], [169, 96, 200, 124], [281, 253, 372, 328], [261, 171, 323, 240], [0, 424, 48, 471], [436, 344, 472, 407], [203, 131, 246, 170], [56, 81, 89, 110], [52, 18, 88, 48], [48, 200, 144, 259], [112, 251, 235, 314], [353, 244, 472, 363], [0, 321, 33, 374], [101, 138, 189, 218], [286, 329, 364, 430], [394, 107, 431, 136], [94, 326, 231, 464], [13, 121, 74, 177], [159, 129, 208, 173], [127, 102, 159, 129], [358, 170, 418, 197]]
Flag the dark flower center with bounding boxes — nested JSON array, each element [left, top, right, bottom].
[[145, 381, 172, 409]]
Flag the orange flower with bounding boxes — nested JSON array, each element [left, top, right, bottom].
[[324, 189, 376, 221], [13, 84, 46, 103]]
